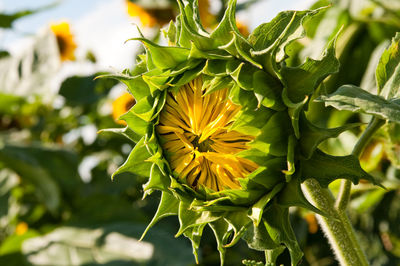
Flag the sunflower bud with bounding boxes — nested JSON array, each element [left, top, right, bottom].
[[105, 1, 378, 264]]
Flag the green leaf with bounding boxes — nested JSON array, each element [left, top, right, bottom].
[[0, 3, 56, 28], [282, 89, 308, 139], [183, 224, 205, 263], [245, 158, 285, 190], [120, 110, 150, 137], [376, 32, 400, 99], [242, 259, 265, 266], [277, 177, 325, 216], [250, 10, 318, 52], [263, 204, 303, 266], [175, 0, 212, 50], [141, 192, 179, 240], [203, 59, 231, 77], [98, 126, 142, 143], [128, 38, 190, 70], [210, 0, 260, 68], [280, 34, 339, 103], [99, 71, 150, 101], [265, 246, 286, 266], [252, 70, 285, 111], [249, 183, 284, 226], [0, 10, 35, 29], [144, 162, 167, 192], [299, 114, 362, 159], [176, 201, 220, 237], [249, 9, 321, 73], [209, 219, 230, 265], [318, 84, 400, 123], [242, 220, 280, 251], [230, 105, 275, 136], [360, 40, 389, 95], [224, 211, 252, 247], [300, 149, 378, 187], [60, 74, 117, 106], [251, 111, 292, 157], [142, 69, 171, 94], [112, 137, 152, 179], [189, 42, 232, 60], [230, 63, 256, 90], [130, 90, 165, 122]]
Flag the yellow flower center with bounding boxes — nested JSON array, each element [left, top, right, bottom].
[[156, 77, 258, 191]]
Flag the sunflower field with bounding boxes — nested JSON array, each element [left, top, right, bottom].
[[1, 0, 400, 265]]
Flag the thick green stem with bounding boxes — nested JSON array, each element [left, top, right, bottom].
[[303, 117, 385, 265], [303, 179, 369, 266], [335, 117, 385, 211]]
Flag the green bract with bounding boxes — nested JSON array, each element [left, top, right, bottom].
[[103, 1, 378, 265]]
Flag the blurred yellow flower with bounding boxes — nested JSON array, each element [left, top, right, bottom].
[[305, 213, 318, 234], [15, 222, 28, 236], [156, 77, 258, 191], [236, 20, 250, 37], [112, 92, 136, 125], [198, 0, 215, 28], [126, 0, 157, 27], [50, 21, 77, 61]]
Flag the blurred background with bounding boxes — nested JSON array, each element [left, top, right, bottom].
[[1, 0, 400, 265]]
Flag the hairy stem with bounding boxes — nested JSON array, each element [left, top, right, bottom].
[[303, 179, 369, 266], [303, 117, 385, 265]]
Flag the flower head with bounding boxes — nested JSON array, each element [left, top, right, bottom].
[[125, 0, 174, 27], [15, 222, 28, 236], [112, 92, 136, 125], [126, 0, 157, 27], [50, 21, 77, 61], [156, 77, 257, 191]]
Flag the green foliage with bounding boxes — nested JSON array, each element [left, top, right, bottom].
[[0, 144, 80, 214], [2, 0, 400, 265]]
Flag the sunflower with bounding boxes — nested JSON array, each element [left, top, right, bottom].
[[15, 222, 28, 236], [198, 0, 215, 28], [112, 92, 136, 125], [156, 77, 258, 191], [236, 20, 249, 37], [126, 0, 157, 27], [50, 21, 77, 61]]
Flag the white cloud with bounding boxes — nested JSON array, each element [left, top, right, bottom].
[[72, 0, 142, 71]]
